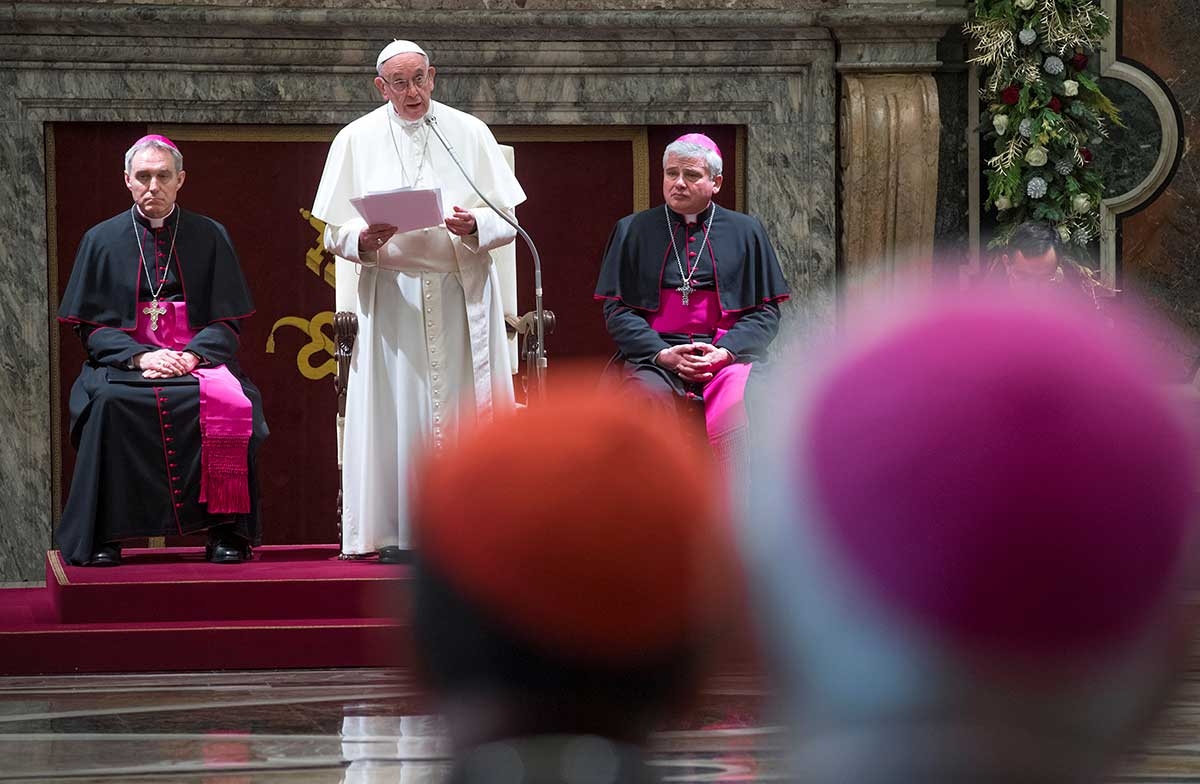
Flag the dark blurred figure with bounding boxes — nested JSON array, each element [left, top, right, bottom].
[[740, 296, 1197, 784], [410, 380, 734, 783], [987, 221, 1111, 310]]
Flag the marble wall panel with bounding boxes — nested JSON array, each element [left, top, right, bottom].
[[0, 68, 54, 584], [1117, 0, 1200, 378], [1099, 81, 1165, 200]]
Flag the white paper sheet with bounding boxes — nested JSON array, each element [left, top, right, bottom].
[[349, 187, 445, 233]]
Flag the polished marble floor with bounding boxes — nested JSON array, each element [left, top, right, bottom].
[[0, 669, 783, 782], [1, 667, 1199, 782]]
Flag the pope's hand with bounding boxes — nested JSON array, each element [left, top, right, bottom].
[[444, 206, 477, 237], [359, 224, 398, 253]]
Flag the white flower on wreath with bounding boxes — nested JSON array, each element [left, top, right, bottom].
[[1044, 56, 1065, 75], [1028, 177, 1048, 198], [1025, 146, 1049, 167], [1016, 0, 1035, 7], [1063, 80, 1079, 97], [1019, 118, 1034, 138], [993, 114, 1010, 136], [1058, 225, 1073, 244], [1019, 28, 1038, 45], [1072, 194, 1092, 214], [995, 195, 1013, 210]]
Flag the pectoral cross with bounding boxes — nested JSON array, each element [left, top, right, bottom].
[[143, 299, 167, 331], [676, 280, 694, 307]]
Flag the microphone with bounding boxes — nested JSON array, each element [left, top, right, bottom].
[[425, 114, 548, 402]]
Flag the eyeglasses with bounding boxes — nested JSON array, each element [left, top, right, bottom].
[[383, 72, 429, 93]]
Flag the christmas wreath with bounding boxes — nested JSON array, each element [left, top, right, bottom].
[[966, 0, 1120, 248]]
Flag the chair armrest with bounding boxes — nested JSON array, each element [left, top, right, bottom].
[[333, 311, 358, 417]]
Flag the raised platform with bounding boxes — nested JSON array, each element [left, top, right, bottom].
[[0, 545, 408, 675]]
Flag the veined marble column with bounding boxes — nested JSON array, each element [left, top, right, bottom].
[[834, 15, 954, 317]]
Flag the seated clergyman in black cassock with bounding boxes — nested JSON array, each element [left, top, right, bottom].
[[594, 133, 789, 469], [56, 134, 268, 566]]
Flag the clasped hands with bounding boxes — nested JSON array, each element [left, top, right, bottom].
[[137, 348, 200, 379], [656, 342, 733, 383], [357, 206, 477, 253]]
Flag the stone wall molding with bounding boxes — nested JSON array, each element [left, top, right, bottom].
[[2, 3, 965, 42]]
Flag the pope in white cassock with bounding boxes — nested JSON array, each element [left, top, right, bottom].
[[311, 40, 526, 563]]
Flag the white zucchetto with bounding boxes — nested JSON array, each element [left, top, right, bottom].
[[376, 40, 429, 72]]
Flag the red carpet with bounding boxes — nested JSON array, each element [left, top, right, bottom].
[[0, 546, 409, 675]]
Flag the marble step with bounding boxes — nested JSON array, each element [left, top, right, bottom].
[[0, 612, 408, 676], [45, 545, 408, 624]]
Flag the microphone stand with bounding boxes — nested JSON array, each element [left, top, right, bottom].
[[425, 114, 548, 403]]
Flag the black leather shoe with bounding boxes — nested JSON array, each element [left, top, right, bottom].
[[377, 546, 412, 565], [207, 541, 246, 564], [86, 542, 122, 567], [206, 531, 251, 564]]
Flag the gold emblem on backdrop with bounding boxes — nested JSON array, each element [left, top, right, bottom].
[[265, 209, 337, 380], [301, 208, 337, 288]]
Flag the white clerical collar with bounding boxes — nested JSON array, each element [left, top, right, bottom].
[[135, 204, 176, 228], [670, 203, 714, 225], [388, 103, 427, 131]]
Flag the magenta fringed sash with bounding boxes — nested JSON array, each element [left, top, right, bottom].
[[133, 301, 252, 513], [646, 289, 752, 439]]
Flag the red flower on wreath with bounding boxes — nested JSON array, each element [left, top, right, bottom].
[[1070, 53, 1089, 72], [1001, 85, 1021, 105], [1048, 97, 1063, 113], [1080, 147, 1094, 164]]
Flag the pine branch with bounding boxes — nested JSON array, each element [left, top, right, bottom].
[[1040, 0, 1069, 50], [965, 18, 1016, 70], [1015, 60, 1042, 86], [988, 135, 1027, 173]]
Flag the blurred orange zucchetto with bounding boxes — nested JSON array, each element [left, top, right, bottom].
[[411, 380, 734, 666]]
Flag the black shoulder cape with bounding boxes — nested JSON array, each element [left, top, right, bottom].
[[58, 207, 255, 330], [594, 204, 790, 313]]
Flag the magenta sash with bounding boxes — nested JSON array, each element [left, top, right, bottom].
[[645, 289, 752, 439], [133, 301, 252, 514]]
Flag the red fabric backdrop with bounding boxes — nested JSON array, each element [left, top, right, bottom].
[[50, 122, 740, 545]]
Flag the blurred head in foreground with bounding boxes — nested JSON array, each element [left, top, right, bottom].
[[740, 296, 1197, 784], [411, 378, 733, 779]]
